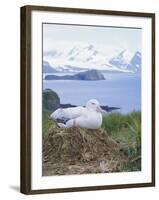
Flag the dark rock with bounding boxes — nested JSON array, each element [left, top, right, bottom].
[[43, 89, 60, 112]]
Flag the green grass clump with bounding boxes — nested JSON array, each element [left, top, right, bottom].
[[42, 111, 56, 139], [102, 111, 141, 171]]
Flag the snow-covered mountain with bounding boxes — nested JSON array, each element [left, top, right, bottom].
[[43, 43, 141, 73], [43, 61, 57, 73], [127, 51, 141, 73], [109, 50, 141, 73]]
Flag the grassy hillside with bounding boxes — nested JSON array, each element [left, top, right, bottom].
[[43, 111, 141, 172]]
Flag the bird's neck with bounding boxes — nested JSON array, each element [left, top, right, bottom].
[[87, 107, 101, 114], [86, 107, 94, 112]]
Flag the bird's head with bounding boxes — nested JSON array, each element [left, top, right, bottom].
[[86, 99, 106, 114]]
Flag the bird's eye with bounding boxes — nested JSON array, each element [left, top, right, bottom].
[[91, 102, 95, 105]]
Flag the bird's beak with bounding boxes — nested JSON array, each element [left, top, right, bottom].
[[96, 106, 106, 114]]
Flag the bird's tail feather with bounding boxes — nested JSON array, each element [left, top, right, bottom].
[[57, 123, 67, 128], [57, 119, 75, 128]]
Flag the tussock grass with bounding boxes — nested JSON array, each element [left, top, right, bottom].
[[102, 111, 141, 171], [42, 112, 56, 139]]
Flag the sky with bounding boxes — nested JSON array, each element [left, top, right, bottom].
[[43, 23, 142, 54]]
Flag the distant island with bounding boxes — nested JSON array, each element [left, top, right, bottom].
[[45, 69, 105, 81]]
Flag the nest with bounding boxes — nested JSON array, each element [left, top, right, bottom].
[[42, 127, 127, 176]]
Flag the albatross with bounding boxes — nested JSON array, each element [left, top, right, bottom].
[[50, 99, 106, 129]]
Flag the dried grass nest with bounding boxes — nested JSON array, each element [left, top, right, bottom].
[[42, 127, 127, 176]]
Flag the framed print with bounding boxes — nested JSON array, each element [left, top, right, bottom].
[[20, 5, 155, 194]]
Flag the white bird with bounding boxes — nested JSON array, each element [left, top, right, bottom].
[[50, 99, 106, 129]]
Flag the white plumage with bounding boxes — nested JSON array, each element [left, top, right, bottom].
[[50, 99, 106, 129]]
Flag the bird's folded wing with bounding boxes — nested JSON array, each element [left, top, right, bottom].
[[52, 106, 85, 121], [64, 106, 85, 119]]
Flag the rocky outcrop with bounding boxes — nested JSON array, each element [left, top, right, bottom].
[[43, 89, 60, 112]]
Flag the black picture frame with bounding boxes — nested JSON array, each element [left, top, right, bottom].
[[20, 5, 155, 194]]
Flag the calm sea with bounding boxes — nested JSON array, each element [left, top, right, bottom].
[[43, 72, 141, 114]]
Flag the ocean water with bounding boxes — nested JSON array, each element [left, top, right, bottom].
[[43, 73, 141, 114]]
